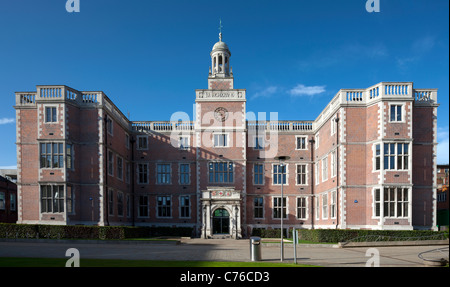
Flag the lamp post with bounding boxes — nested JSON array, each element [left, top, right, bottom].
[[235, 205, 239, 240], [275, 155, 290, 262], [203, 205, 207, 239]]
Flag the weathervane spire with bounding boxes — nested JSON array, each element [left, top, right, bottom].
[[219, 19, 223, 42]]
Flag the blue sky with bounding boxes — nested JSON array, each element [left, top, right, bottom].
[[0, 0, 448, 168]]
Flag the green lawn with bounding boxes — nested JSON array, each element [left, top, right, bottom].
[[0, 257, 316, 267]]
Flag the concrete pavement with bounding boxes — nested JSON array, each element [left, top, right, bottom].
[[0, 238, 448, 267]]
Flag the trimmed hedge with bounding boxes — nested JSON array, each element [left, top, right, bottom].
[[0, 223, 193, 240], [251, 228, 449, 243]]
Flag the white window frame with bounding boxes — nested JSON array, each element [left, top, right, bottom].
[[272, 196, 288, 219], [108, 150, 114, 176], [40, 142, 65, 169], [126, 194, 131, 218], [373, 188, 381, 218], [322, 193, 328, 220], [137, 135, 148, 150], [322, 156, 328, 182], [179, 163, 191, 185], [213, 132, 229, 148], [374, 143, 381, 171], [295, 164, 307, 186], [108, 189, 114, 216], [157, 195, 172, 218], [315, 195, 320, 220], [383, 142, 410, 171], [331, 151, 337, 178], [315, 133, 320, 149], [125, 133, 130, 149], [138, 195, 149, 218], [126, 162, 131, 184], [208, 161, 234, 183], [0, 192, 5, 210], [179, 195, 191, 218], [295, 136, 307, 150], [253, 196, 264, 219], [44, 105, 58, 123], [372, 187, 411, 219], [315, 161, 320, 185], [389, 103, 404, 123], [330, 190, 336, 219], [272, 163, 289, 186], [296, 196, 308, 220], [179, 136, 190, 151], [117, 191, 124, 217], [156, 163, 172, 185], [10, 193, 17, 211], [117, 155, 123, 181], [331, 115, 337, 136], [253, 163, 264, 185], [40, 184, 65, 214], [106, 117, 114, 136], [137, 163, 149, 184], [383, 187, 410, 218]]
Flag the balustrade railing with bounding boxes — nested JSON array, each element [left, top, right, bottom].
[[17, 93, 36, 105], [15, 86, 106, 106], [414, 89, 437, 103], [132, 121, 314, 132], [132, 121, 195, 132], [15, 83, 438, 135]]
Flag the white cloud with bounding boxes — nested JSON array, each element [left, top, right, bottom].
[[396, 35, 436, 71], [0, 118, 15, 125], [288, 84, 326, 97], [437, 127, 449, 164], [251, 86, 279, 99], [412, 35, 436, 54]]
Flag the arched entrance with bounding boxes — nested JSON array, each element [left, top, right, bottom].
[[213, 208, 230, 234]]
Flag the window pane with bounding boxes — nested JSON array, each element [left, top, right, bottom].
[[52, 108, 57, 122]]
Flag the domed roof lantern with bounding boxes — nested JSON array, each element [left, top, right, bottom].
[[210, 19, 231, 78]]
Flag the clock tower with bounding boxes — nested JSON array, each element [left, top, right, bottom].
[[195, 25, 247, 238]]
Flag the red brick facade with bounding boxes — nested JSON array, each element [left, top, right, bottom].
[[13, 39, 440, 236]]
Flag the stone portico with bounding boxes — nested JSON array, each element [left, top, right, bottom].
[[201, 187, 242, 238]]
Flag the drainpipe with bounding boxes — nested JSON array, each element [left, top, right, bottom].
[[335, 117, 340, 230], [309, 139, 315, 229], [130, 135, 136, 226], [104, 114, 109, 226]]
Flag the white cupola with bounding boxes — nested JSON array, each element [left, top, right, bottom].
[[210, 22, 232, 78]]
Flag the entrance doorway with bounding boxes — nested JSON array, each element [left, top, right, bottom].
[[213, 208, 230, 234]]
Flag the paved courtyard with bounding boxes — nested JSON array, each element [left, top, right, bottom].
[[0, 238, 448, 267]]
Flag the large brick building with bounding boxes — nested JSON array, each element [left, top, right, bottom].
[[14, 33, 440, 237]]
